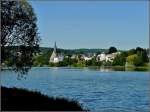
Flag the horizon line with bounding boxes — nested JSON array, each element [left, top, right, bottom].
[[39, 45, 149, 51]]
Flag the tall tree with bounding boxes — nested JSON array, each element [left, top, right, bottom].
[[108, 47, 117, 54], [1, 0, 40, 74]]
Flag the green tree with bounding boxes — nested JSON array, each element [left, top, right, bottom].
[[136, 47, 144, 52], [33, 51, 51, 66], [1, 0, 39, 73], [108, 47, 117, 54], [112, 54, 126, 66], [121, 51, 128, 57], [127, 54, 143, 66], [127, 49, 136, 56], [103, 61, 112, 66], [136, 47, 149, 63], [85, 60, 92, 66]]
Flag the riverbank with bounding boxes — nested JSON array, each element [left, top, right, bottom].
[[1, 65, 149, 72], [1, 86, 84, 111]]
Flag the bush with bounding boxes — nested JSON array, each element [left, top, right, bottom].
[[127, 54, 143, 66], [112, 54, 126, 66]]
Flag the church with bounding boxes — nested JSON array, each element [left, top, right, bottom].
[[49, 42, 64, 63]]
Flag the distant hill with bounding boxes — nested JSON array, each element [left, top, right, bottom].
[[3, 46, 124, 55], [39, 47, 108, 55]]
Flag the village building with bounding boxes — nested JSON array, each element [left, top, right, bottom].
[[96, 52, 120, 62], [105, 54, 115, 62], [71, 54, 77, 59], [96, 52, 106, 61], [83, 56, 92, 61], [82, 53, 94, 61], [49, 42, 64, 63]]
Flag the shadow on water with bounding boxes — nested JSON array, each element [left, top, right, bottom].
[[125, 67, 149, 72], [80, 66, 149, 72]]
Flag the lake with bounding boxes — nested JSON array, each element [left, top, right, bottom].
[[1, 67, 149, 112]]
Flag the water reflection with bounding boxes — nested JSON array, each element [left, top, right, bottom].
[[2, 66, 149, 73], [83, 66, 148, 72]]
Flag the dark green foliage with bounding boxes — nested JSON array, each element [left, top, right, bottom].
[[91, 57, 102, 66], [146, 48, 149, 56], [136, 47, 144, 52], [85, 60, 93, 66], [63, 58, 77, 66], [1, 87, 84, 111], [91, 57, 97, 65], [1, 0, 40, 73], [112, 54, 126, 66], [121, 51, 128, 57], [103, 61, 112, 66], [133, 56, 143, 66], [108, 47, 117, 54], [127, 54, 144, 66], [125, 47, 149, 66], [136, 47, 149, 63], [33, 51, 51, 66], [127, 49, 136, 56]]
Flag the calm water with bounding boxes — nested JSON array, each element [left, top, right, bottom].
[[1, 67, 150, 112]]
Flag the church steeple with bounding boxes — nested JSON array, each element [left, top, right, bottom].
[[54, 41, 57, 53], [49, 41, 64, 63], [49, 41, 57, 63]]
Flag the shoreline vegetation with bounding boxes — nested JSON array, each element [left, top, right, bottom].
[[1, 86, 85, 111], [38, 65, 150, 71], [2, 46, 149, 72], [2, 65, 149, 71]]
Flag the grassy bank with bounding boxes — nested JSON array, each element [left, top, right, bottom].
[[1, 86, 85, 111]]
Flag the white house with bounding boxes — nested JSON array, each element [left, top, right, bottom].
[[84, 56, 92, 61], [105, 54, 115, 62], [96, 52, 106, 61], [82, 53, 94, 61], [71, 55, 76, 59], [96, 52, 120, 62]]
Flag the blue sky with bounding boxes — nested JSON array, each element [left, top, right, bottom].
[[30, 1, 148, 50]]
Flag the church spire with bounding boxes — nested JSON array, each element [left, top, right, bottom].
[[49, 41, 64, 63], [54, 41, 57, 53]]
